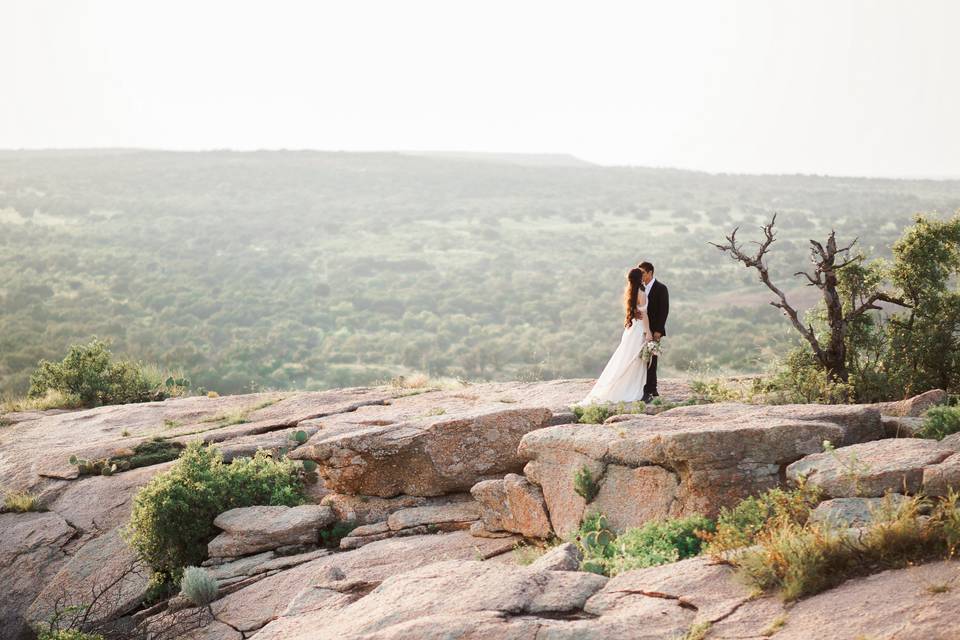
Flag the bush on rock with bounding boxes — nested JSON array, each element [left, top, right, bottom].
[[577, 513, 715, 576], [704, 484, 821, 555], [124, 441, 305, 590], [737, 492, 960, 601], [28, 337, 189, 408], [917, 406, 960, 440]]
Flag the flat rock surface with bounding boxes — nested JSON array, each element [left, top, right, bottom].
[[711, 560, 960, 639], [200, 531, 520, 633], [255, 559, 608, 640], [0, 387, 394, 492], [26, 526, 149, 629], [787, 438, 955, 498], [520, 402, 883, 536], [0, 512, 76, 640]]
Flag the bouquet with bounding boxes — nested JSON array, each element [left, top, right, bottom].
[[638, 339, 662, 364]]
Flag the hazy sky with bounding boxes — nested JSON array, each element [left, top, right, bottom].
[[3, 0, 959, 177]]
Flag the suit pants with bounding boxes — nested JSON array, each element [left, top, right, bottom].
[[644, 355, 658, 396]]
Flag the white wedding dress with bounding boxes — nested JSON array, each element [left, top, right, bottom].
[[575, 300, 653, 406]]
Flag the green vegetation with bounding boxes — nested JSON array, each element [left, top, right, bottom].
[[577, 513, 715, 576], [4, 151, 959, 398], [25, 338, 188, 408], [572, 401, 646, 424], [573, 465, 600, 503], [124, 441, 306, 589], [69, 439, 184, 477], [703, 484, 820, 555], [917, 406, 960, 440], [180, 566, 219, 606], [724, 214, 960, 402], [319, 520, 358, 547], [736, 493, 960, 601], [3, 489, 43, 512], [36, 631, 104, 640]]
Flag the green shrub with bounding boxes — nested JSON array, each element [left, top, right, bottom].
[[319, 520, 358, 548], [577, 513, 715, 576], [736, 492, 960, 601], [70, 439, 184, 477], [704, 484, 820, 555], [36, 630, 104, 640], [124, 441, 306, 588], [917, 406, 960, 440], [573, 465, 599, 503], [28, 338, 189, 408], [760, 348, 856, 404], [571, 401, 646, 424], [180, 566, 219, 606]]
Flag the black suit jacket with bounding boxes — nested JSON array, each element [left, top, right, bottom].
[[646, 280, 669, 337]]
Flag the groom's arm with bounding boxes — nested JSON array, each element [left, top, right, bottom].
[[652, 285, 668, 339]]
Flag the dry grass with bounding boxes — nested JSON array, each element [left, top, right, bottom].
[[3, 490, 43, 512], [736, 492, 960, 601], [761, 614, 788, 636], [676, 621, 712, 640], [1, 389, 83, 413], [387, 373, 468, 394]]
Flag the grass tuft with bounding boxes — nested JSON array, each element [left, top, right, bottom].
[[4, 490, 43, 512]]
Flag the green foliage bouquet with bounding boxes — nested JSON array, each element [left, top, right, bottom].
[[638, 339, 662, 364]]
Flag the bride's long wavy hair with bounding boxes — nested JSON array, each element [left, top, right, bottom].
[[624, 267, 645, 328]]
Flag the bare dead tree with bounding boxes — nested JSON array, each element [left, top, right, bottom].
[[33, 557, 211, 640], [710, 214, 906, 383]]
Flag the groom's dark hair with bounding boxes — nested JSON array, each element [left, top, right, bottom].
[[638, 261, 654, 273]]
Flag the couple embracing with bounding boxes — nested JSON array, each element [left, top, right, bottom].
[[576, 261, 669, 406]]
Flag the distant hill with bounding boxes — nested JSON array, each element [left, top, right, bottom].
[[1, 149, 959, 396], [396, 150, 595, 167]]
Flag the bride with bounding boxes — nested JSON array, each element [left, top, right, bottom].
[[575, 267, 654, 406]]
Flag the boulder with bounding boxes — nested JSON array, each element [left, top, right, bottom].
[[939, 432, 960, 451], [786, 438, 955, 498], [208, 505, 337, 558], [339, 496, 480, 549], [529, 543, 583, 572], [520, 402, 884, 536], [881, 415, 926, 438], [922, 452, 960, 497], [291, 405, 556, 497], [321, 493, 445, 525], [0, 512, 75, 640], [386, 501, 479, 529], [471, 473, 553, 538], [876, 389, 948, 417], [809, 495, 909, 528], [286, 379, 625, 497]]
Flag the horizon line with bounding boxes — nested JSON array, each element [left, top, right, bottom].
[[2, 146, 959, 182]]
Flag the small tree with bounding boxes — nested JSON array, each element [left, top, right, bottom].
[[711, 215, 906, 384]]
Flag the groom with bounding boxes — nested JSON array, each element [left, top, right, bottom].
[[638, 261, 668, 402]]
